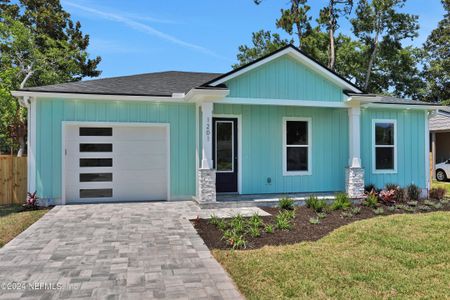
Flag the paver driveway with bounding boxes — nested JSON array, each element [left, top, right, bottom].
[[0, 202, 264, 299]]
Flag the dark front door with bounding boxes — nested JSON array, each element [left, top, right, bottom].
[[213, 118, 238, 193]]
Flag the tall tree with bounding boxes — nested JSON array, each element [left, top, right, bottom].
[[255, 0, 312, 48], [351, 0, 419, 91], [318, 0, 353, 70], [0, 0, 101, 155], [233, 30, 292, 68], [421, 0, 450, 103]]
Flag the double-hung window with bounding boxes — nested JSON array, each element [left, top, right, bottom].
[[283, 118, 311, 175], [373, 119, 397, 173]]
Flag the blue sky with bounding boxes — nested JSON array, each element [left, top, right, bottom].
[[61, 0, 445, 78]]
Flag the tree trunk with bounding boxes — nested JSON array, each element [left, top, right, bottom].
[[328, 2, 336, 70], [364, 33, 379, 91], [17, 135, 25, 157]]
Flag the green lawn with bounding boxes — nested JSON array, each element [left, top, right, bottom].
[[213, 212, 450, 300], [0, 205, 49, 248], [432, 180, 450, 195]]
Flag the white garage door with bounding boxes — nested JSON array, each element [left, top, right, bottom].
[[64, 124, 169, 203]]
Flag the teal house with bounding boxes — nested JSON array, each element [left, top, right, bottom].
[[13, 45, 438, 205]]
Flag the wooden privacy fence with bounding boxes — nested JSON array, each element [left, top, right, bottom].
[[0, 155, 27, 204]]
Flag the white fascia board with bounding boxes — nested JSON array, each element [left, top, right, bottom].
[[209, 47, 362, 93], [185, 88, 229, 102], [216, 97, 348, 108], [347, 96, 384, 103], [362, 103, 442, 110]]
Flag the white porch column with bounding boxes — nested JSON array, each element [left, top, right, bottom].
[[201, 102, 213, 169], [346, 105, 365, 199], [348, 106, 362, 168], [198, 102, 216, 203]]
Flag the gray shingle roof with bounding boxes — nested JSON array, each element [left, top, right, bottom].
[[430, 107, 450, 131], [374, 96, 433, 106], [21, 71, 223, 97]]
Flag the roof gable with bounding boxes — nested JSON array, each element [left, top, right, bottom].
[[204, 45, 362, 94], [222, 53, 345, 102]]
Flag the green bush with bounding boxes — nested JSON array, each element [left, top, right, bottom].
[[407, 184, 421, 201], [363, 194, 378, 208], [331, 193, 351, 211], [209, 214, 220, 226], [230, 214, 246, 234], [275, 210, 294, 230], [385, 183, 399, 190], [248, 213, 263, 228], [305, 195, 327, 212], [264, 224, 274, 234], [364, 183, 377, 193], [278, 197, 295, 210], [316, 212, 327, 219], [309, 217, 320, 224], [248, 225, 261, 238], [372, 207, 384, 215], [222, 230, 247, 250], [429, 187, 446, 200]]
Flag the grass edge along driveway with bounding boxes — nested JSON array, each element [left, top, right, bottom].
[[213, 212, 450, 300], [0, 205, 49, 248]]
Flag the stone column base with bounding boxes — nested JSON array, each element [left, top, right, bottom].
[[345, 167, 365, 199], [198, 169, 216, 203]]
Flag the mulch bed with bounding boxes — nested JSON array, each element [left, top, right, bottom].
[[192, 203, 450, 250]]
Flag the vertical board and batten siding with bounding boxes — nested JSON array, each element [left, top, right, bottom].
[[35, 99, 196, 203], [361, 108, 426, 189], [214, 104, 349, 194], [226, 55, 344, 102]]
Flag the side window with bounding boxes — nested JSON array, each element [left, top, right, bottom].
[[373, 120, 396, 172]]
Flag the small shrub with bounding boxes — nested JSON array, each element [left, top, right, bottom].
[[278, 197, 295, 210], [222, 230, 247, 250], [363, 193, 379, 208], [433, 202, 443, 209], [248, 213, 263, 228], [305, 195, 327, 212], [406, 184, 421, 201], [440, 198, 449, 205], [351, 207, 361, 215], [23, 191, 39, 210], [309, 217, 320, 224], [230, 214, 246, 234], [379, 189, 396, 205], [248, 226, 261, 238], [394, 187, 406, 203], [364, 184, 377, 194], [418, 205, 431, 211], [407, 201, 418, 207], [275, 211, 294, 230], [340, 210, 354, 218], [387, 205, 396, 212], [217, 219, 227, 231], [429, 188, 446, 200], [423, 200, 435, 207], [264, 224, 274, 234], [316, 212, 327, 219], [331, 193, 351, 211], [372, 207, 384, 215], [209, 214, 220, 226], [385, 183, 399, 191], [396, 204, 415, 213]]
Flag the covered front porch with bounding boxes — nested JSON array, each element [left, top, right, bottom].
[[196, 99, 366, 205]]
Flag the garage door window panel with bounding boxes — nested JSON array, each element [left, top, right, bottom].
[[80, 188, 113, 198], [79, 143, 113, 152], [80, 173, 113, 182], [79, 127, 112, 136], [80, 158, 113, 167]]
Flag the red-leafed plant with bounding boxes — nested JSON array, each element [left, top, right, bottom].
[[379, 189, 396, 205], [23, 191, 39, 210]]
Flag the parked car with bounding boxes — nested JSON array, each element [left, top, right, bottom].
[[436, 159, 450, 181]]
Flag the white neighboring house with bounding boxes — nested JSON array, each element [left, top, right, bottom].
[[429, 107, 450, 181]]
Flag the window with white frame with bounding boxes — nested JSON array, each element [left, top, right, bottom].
[[373, 120, 396, 172], [283, 118, 311, 175]]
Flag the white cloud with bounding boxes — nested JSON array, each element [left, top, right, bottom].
[[63, 1, 229, 60]]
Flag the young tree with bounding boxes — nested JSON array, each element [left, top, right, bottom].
[[351, 0, 419, 91], [421, 0, 450, 103], [318, 0, 353, 70]]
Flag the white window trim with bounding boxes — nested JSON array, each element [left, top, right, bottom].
[[214, 120, 234, 173], [372, 119, 397, 174], [282, 117, 312, 176]]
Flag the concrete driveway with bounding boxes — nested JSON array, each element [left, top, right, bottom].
[[0, 202, 264, 299]]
